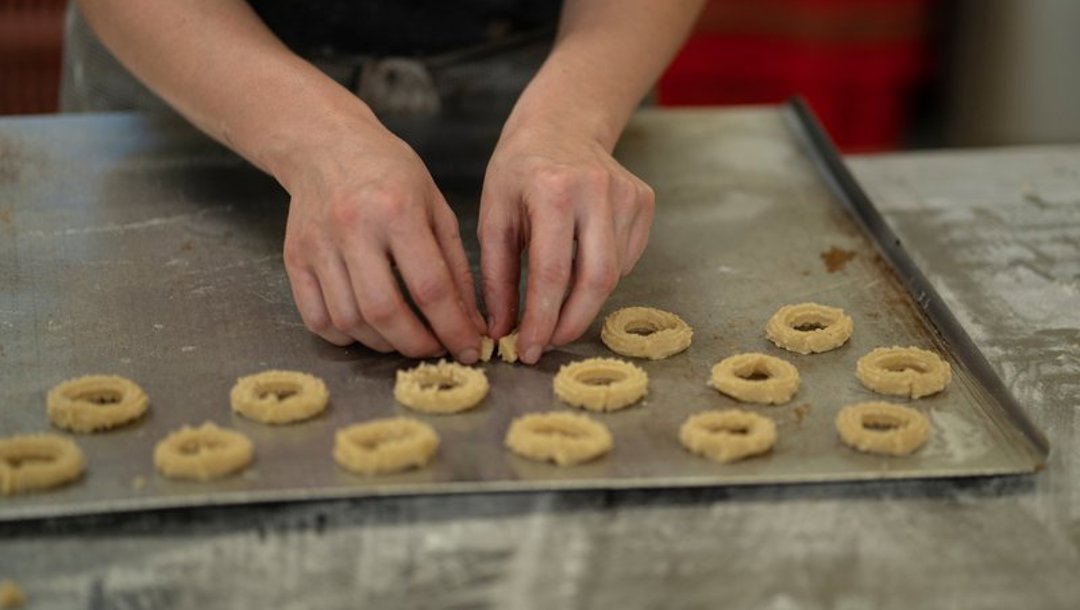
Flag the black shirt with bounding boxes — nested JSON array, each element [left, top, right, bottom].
[[247, 0, 562, 57]]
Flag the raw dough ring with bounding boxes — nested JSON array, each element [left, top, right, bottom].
[[856, 346, 952, 398], [601, 306, 693, 360], [505, 412, 613, 466], [765, 302, 854, 354], [46, 374, 148, 433], [836, 401, 930, 456], [394, 360, 489, 414], [553, 358, 648, 412], [153, 422, 254, 481], [0, 434, 86, 496], [708, 353, 800, 405], [230, 370, 330, 424], [333, 417, 439, 476], [680, 410, 777, 463]]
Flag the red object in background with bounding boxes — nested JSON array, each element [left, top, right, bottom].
[[0, 0, 67, 115], [660, 0, 933, 151]]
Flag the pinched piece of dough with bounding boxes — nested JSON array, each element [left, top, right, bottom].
[[479, 336, 495, 362], [46, 374, 148, 433], [835, 402, 929, 456], [230, 370, 329, 425], [498, 331, 520, 363], [153, 422, 254, 481], [708, 353, 800, 405], [856, 346, 951, 398], [765, 302, 853, 354], [680, 410, 777, 463], [394, 360, 489, 414], [601, 307, 692, 360], [334, 417, 439, 476], [0, 434, 86, 496], [553, 358, 648, 412], [0, 580, 25, 609], [505, 412, 613, 466]]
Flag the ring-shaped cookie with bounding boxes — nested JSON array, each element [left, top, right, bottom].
[[504, 412, 613, 466], [765, 302, 854, 354], [553, 358, 648, 412], [679, 410, 777, 463], [333, 417, 439, 476], [708, 353, 800, 405], [601, 307, 693, 360], [46, 375, 148, 433], [856, 346, 951, 398], [394, 360, 489, 414], [835, 402, 930, 456], [0, 434, 86, 495], [153, 422, 254, 481], [230, 370, 330, 424]]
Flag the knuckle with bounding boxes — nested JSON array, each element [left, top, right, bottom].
[[584, 263, 620, 294], [303, 310, 332, 334], [330, 309, 364, 334], [327, 197, 363, 228], [534, 259, 571, 288], [411, 274, 452, 308], [367, 186, 412, 221], [361, 295, 401, 327]]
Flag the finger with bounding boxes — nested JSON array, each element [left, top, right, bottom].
[[432, 201, 487, 335], [313, 257, 395, 352], [478, 197, 523, 340], [551, 202, 620, 346], [610, 177, 638, 274], [389, 219, 483, 363], [517, 196, 575, 364], [345, 246, 445, 359], [624, 179, 656, 272], [286, 266, 355, 346]]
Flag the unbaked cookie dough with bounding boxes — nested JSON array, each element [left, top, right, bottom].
[[708, 353, 800, 405], [765, 302, 853, 354], [0, 580, 25, 609], [0, 434, 86, 496], [230, 370, 329, 424], [478, 330, 520, 363], [46, 374, 148, 433], [856, 346, 951, 398], [153, 422, 254, 481], [333, 417, 439, 476], [394, 360, 489, 414], [553, 358, 648, 412], [504, 412, 613, 466], [835, 401, 929, 456], [479, 336, 495, 362], [601, 307, 693, 360], [679, 410, 777, 463]]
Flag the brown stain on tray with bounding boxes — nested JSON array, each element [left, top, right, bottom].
[[821, 246, 856, 273]]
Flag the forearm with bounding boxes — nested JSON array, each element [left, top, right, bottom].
[[505, 0, 706, 149], [76, 0, 377, 186]]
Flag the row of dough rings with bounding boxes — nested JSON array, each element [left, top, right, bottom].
[[0, 434, 86, 496], [394, 360, 489, 414], [504, 412, 614, 466], [553, 358, 649, 412], [333, 417, 439, 476], [766, 303, 853, 355], [708, 353, 800, 405], [230, 370, 330, 424], [601, 306, 693, 360], [153, 422, 254, 481], [856, 346, 952, 398], [46, 375, 148, 433], [835, 402, 929, 456], [679, 409, 777, 463]]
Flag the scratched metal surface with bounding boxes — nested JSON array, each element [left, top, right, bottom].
[[0, 108, 1044, 523], [0, 115, 1078, 609]]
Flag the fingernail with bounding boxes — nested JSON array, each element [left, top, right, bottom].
[[543, 344, 555, 353], [459, 348, 479, 364], [522, 345, 541, 364], [487, 316, 496, 331]]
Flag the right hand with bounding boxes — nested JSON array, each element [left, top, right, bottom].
[[278, 114, 487, 363]]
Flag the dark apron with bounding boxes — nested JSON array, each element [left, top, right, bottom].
[[59, 0, 559, 118]]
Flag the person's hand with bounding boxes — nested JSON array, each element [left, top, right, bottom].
[[280, 115, 487, 362], [478, 123, 655, 364]]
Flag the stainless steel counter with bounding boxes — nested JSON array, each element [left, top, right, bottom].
[[1, 111, 1078, 608]]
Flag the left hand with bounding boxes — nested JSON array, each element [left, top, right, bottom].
[[478, 123, 655, 364]]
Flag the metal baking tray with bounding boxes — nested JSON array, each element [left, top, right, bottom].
[[0, 101, 1048, 521]]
